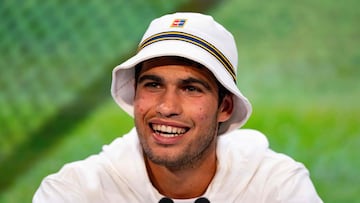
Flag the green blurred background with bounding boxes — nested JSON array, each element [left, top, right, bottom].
[[0, 0, 359, 202]]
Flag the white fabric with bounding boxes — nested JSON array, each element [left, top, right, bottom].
[[33, 128, 323, 203]]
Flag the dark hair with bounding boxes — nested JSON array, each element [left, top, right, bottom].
[[134, 56, 231, 105]]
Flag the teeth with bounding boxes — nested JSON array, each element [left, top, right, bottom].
[[152, 124, 186, 137]]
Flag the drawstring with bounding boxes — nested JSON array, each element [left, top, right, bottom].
[[158, 197, 210, 203]]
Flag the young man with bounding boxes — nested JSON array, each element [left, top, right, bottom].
[[33, 12, 323, 202]]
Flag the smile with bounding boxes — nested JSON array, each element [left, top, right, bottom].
[[151, 124, 188, 137]]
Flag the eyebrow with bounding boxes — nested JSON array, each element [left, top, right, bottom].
[[137, 74, 213, 91], [137, 74, 163, 84]]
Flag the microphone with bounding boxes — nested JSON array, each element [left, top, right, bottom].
[[195, 197, 210, 203], [158, 197, 174, 203]]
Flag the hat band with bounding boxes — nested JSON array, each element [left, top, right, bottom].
[[138, 31, 236, 82]]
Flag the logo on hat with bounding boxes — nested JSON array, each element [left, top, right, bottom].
[[170, 19, 187, 28]]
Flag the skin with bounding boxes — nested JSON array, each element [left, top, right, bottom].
[[133, 57, 233, 199]]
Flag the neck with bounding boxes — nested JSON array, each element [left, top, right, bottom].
[[145, 146, 217, 199]]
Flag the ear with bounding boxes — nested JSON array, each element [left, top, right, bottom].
[[217, 94, 233, 123]]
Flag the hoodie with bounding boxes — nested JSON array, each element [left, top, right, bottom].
[[33, 128, 323, 203]]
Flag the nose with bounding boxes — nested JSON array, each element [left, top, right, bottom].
[[156, 89, 182, 117]]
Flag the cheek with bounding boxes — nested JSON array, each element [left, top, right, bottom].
[[134, 94, 154, 115], [134, 95, 146, 113], [190, 101, 218, 121], [198, 108, 208, 121], [134, 103, 144, 114]]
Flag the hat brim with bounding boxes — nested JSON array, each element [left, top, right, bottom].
[[111, 40, 252, 134]]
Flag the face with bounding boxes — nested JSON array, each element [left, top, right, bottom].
[[134, 57, 233, 169]]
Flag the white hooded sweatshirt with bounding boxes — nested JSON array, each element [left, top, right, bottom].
[[33, 128, 323, 203]]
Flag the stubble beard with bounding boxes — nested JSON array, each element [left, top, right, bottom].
[[137, 121, 219, 171]]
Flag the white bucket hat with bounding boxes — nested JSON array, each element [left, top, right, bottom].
[[111, 12, 252, 135]]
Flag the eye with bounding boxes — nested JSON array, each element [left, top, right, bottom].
[[185, 86, 198, 92], [183, 85, 203, 94], [144, 82, 161, 89]]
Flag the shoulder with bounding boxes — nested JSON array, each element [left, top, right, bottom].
[[33, 128, 144, 202], [219, 129, 306, 170], [217, 129, 322, 202], [41, 127, 140, 182], [223, 129, 312, 184], [257, 150, 322, 202]]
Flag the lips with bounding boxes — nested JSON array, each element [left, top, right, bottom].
[[151, 123, 188, 138]]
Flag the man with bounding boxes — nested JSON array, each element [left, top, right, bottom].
[[33, 12, 323, 202]]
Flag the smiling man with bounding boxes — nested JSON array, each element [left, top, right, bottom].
[[134, 57, 233, 199], [33, 12, 323, 203]]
